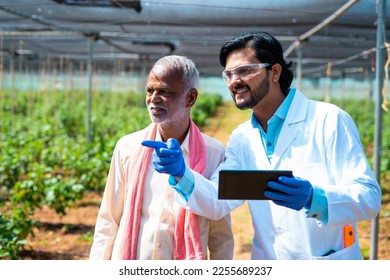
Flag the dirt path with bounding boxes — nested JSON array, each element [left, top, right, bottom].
[[24, 101, 389, 260], [201, 101, 253, 259]]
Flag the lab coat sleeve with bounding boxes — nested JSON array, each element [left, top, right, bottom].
[[321, 109, 381, 226], [175, 169, 244, 221], [176, 131, 247, 220], [89, 141, 125, 259]]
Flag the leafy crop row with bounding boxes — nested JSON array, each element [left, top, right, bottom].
[[0, 89, 222, 259], [1, 88, 387, 259]]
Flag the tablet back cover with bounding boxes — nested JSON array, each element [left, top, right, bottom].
[[218, 170, 293, 200]]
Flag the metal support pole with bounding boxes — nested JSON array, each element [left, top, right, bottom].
[[296, 43, 303, 90], [283, 0, 359, 58], [10, 50, 15, 114], [86, 36, 94, 143], [370, 0, 386, 260], [139, 55, 148, 108]]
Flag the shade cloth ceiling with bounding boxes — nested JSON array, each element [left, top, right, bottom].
[[0, 0, 389, 79]]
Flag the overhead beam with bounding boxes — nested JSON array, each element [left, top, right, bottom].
[[283, 0, 360, 58], [301, 47, 375, 74], [0, 31, 82, 37]]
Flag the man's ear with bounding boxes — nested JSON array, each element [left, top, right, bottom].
[[271, 63, 282, 83], [187, 88, 198, 108]]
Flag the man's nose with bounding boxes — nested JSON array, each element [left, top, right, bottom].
[[229, 71, 242, 83], [148, 90, 161, 101]]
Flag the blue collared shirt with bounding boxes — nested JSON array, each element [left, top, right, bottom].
[[251, 88, 296, 163]]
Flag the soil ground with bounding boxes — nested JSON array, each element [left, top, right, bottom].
[[22, 101, 389, 260]]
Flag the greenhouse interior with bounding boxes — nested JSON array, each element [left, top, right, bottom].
[[0, 0, 389, 262]]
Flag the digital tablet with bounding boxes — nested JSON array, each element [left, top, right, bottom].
[[218, 170, 293, 200]]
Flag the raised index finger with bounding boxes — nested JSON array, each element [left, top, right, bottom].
[[141, 140, 167, 149]]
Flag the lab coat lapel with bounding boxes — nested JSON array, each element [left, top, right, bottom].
[[245, 126, 271, 169], [271, 90, 308, 168], [254, 130, 272, 168]]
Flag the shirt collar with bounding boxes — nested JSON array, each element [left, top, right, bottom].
[[250, 88, 296, 128], [275, 88, 295, 120]]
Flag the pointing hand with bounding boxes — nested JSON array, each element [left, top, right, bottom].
[[142, 138, 186, 178]]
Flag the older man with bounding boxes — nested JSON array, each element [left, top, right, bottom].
[[90, 55, 234, 260]]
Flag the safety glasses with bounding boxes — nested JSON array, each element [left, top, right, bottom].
[[222, 63, 271, 83]]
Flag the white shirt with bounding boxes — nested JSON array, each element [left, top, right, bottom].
[[89, 126, 234, 260]]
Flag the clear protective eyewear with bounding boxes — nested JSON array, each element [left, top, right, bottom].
[[222, 63, 271, 82]]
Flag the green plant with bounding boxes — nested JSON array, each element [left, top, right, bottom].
[[0, 88, 224, 259]]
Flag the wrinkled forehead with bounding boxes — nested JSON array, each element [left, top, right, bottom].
[[150, 64, 183, 79], [147, 65, 185, 89]]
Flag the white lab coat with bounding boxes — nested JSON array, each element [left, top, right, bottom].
[[178, 90, 381, 259]]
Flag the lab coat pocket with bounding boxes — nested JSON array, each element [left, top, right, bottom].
[[312, 241, 362, 260]]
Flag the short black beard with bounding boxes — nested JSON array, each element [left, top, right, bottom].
[[235, 97, 253, 110], [233, 76, 270, 110]]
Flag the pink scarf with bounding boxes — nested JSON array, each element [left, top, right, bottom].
[[118, 120, 206, 260]]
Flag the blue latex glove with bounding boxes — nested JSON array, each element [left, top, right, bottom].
[[264, 176, 313, 211], [142, 138, 186, 177]]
